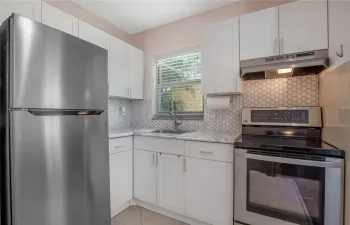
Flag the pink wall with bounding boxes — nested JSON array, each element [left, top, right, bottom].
[[44, 0, 136, 46], [131, 0, 295, 100], [47, 0, 296, 100], [319, 63, 350, 224]]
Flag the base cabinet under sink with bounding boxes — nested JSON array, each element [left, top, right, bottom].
[[157, 154, 185, 215], [133, 137, 234, 225]]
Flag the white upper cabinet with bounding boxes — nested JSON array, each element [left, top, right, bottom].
[[134, 150, 157, 205], [128, 45, 144, 99], [279, 0, 328, 54], [239, 8, 279, 60], [185, 157, 233, 225], [109, 39, 144, 99], [328, 0, 350, 67], [239, 0, 328, 59], [42, 2, 78, 36], [0, 0, 41, 24], [109, 36, 128, 97], [157, 154, 185, 214], [201, 18, 241, 95], [78, 20, 109, 49]]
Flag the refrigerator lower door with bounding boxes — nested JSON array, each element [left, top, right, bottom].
[[9, 14, 108, 110], [10, 110, 110, 225]]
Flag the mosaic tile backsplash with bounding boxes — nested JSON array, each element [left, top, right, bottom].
[[109, 75, 319, 133], [108, 99, 131, 128], [243, 75, 319, 107]]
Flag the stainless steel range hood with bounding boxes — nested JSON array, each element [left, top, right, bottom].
[[240, 49, 329, 80]]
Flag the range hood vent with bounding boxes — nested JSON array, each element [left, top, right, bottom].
[[240, 49, 329, 81]]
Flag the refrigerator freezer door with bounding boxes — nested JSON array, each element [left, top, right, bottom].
[[10, 14, 108, 110], [10, 110, 110, 225]]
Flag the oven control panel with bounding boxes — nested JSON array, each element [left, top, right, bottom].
[[251, 110, 309, 124], [242, 107, 322, 127]]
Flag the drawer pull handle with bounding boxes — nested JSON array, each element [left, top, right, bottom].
[[183, 158, 187, 172], [113, 145, 124, 148], [200, 151, 213, 155]]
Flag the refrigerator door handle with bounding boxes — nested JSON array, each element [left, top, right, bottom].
[[10, 109, 104, 116]]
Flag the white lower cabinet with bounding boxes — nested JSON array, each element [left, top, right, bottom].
[[134, 150, 157, 205], [133, 138, 234, 225], [109, 150, 133, 218], [185, 157, 234, 225], [157, 153, 185, 214]]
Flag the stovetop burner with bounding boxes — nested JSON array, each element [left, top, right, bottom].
[[235, 134, 343, 158]]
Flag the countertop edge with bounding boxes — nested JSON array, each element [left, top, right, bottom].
[[109, 130, 238, 144]]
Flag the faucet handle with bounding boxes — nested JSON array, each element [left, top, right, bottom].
[[169, 100, 173, 114]]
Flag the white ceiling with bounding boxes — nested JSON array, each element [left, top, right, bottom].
[[70, 0, 237, 34]]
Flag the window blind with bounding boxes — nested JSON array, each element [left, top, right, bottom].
[[155, 51, 203, 117]]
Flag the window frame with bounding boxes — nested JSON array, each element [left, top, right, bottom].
[[152, 47, 204, 120]]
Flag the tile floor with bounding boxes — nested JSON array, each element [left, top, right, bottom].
[[112, 206, 189, 225]]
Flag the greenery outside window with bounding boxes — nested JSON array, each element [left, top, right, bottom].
[[153, 49, 203, 120]]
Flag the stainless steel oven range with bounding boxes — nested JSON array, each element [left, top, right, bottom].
[[234, 107, 345, 225]]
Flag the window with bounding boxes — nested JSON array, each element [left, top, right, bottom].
[[154, 50, 203, 119]]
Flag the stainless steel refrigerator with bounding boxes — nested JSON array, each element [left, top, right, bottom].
[[0, 14, 110, 225]]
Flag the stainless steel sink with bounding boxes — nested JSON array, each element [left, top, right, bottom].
[[151, 129, 191, 135]]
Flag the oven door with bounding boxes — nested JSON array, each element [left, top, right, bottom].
[[234, 149, 344, 225]]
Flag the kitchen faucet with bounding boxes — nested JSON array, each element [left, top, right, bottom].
[[169, 99, 182, 130], [169, 98, 177, 115]]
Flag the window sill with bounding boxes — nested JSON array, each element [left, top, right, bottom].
[[152, 114, 204, 121]]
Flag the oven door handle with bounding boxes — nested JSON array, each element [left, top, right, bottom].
[[245, 153, 343, 168]]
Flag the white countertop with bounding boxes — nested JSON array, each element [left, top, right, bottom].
[[109, 128, 154, 138], [109, 128, 240, 144]]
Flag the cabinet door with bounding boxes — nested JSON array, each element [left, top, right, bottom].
[[185, 157, 233, 225], [328, 0, 350, 67], [128, 45, 144, 99], [0, 0, 41, 24], [279, 0, 328, 54], [201, 18, 240, 95], [134, 150, 157, 205], [109, 36, 128, 97], [42, 2, 78, 36], [78, 20, 109, 49], [157, 153, 185, 214], [239, 7, 279, 60], [110, 150, 133, 218]]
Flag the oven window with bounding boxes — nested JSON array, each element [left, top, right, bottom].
[[247, 158, 325, 225]]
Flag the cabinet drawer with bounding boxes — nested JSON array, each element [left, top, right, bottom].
[[134, 136, 184, 155], [109, 137, 133, 154], [185, 141, 234, 163]]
